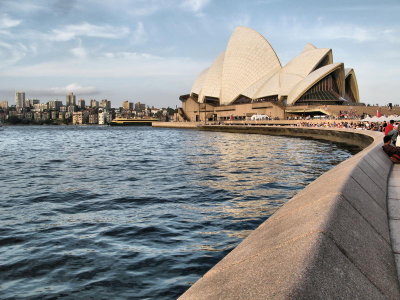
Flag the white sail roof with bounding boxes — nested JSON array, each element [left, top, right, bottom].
[[187, 27, 359, 106], [287, 63, 344, 105], [220, 27, 281, 105], [190, 68, 208, 95], [198, 52, 225, 103]]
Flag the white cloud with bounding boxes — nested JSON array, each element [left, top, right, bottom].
[[132, 22, 147, 44], [0, 52, 207, 79], [129, 3, 161, 16], [0, 14, 21, 29], [0, 41, 29, 66], [181, 0, 210, 12], [71, 46, 87, 58], [311, 25, 374, 42], [49, 83, 99, 95], [48, 22, 130, 41], [0, 2, 49, 13], [103, 51, 162, 60], [266, 17, 399, 44]]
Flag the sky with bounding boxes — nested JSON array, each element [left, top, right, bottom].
[[0, 0, 399, 108]]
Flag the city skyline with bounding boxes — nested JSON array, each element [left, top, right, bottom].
[[0, 0, 399, 107]]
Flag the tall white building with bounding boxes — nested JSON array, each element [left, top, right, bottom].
[[15, 92, 25, 108], [98, 110, 106, 125], [66, 92, 76, 107]]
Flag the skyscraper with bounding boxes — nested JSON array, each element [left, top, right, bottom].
[[122, 101, 133, 110], [66, 92, 76, 107], [78, 99, 86, 109], [15, 92, 25, 108], [100, 99, 111, 110], [90, 99, 99, 108]]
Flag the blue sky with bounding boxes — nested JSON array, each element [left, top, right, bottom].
[[0, 0, 399, 107]]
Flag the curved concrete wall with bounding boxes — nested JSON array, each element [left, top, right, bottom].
[[180, 126, 400, 299]]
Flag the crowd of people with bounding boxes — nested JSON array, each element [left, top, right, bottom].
[[296, 121, 381, 130], [382, 121, 400, 162]]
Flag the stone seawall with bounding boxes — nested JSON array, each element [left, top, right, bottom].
[[179, 126, 400, 299]]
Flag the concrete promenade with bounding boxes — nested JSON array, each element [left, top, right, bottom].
[[155, 124, 400, 299], [389, 165, 400, 281]]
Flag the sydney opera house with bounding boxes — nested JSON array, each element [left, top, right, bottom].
[[177, 26, 360, 122]]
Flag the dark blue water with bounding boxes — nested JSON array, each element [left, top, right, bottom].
[[0, 126, 354, 299]]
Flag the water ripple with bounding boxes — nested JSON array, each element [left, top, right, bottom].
[[0, 126, 356, 299]]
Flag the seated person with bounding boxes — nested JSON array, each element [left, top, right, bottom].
[[382, 135, 400, 162], [387, 125, 399, 144]]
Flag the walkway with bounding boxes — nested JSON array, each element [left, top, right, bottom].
[[389, 164, 400, 282]]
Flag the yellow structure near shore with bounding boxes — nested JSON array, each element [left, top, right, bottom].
[[110, 117, 159, 126]]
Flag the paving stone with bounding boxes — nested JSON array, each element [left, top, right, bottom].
[[389, 199, 400, 220], [389, 177, 400, 187], [390, 219, 400, 253], [389, 186, 400, 200], [394, 254, 400, 286]]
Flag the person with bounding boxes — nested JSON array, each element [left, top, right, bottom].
[[382, 135, 400, 162], [382, 121, 387, 132], [384, 120, 395, 135], [387, 124, 399, 144]]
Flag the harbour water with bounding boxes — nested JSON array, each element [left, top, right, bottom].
[[0, 126, 356, 299]]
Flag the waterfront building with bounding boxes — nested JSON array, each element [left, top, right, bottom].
[[98, 110, 107, 125], [67, 105, 76, 113], [58, 111, 66, 120], [64, 111, 73, 122], [0, 101, 9, 109], [15, 92, 25, 109], [33, 103, 40, 112], [24, 112, 33, 120], [72, 112, 83, 125], [88, 113, 98, 124], [178, 26, 360, 122], [8, 111, 18, 117], [42, 112, 50, 120], [33, 112, 41, 121], [51, 111, 58, 120], [66, 92, 76, 107], [33, 103, 48, 112], [105, 111, 113, 123]]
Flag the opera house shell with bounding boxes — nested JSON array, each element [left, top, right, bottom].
[[178, 26, 359, 122]]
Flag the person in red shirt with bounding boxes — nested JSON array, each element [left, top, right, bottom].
[[385, 120, 395, 135]]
